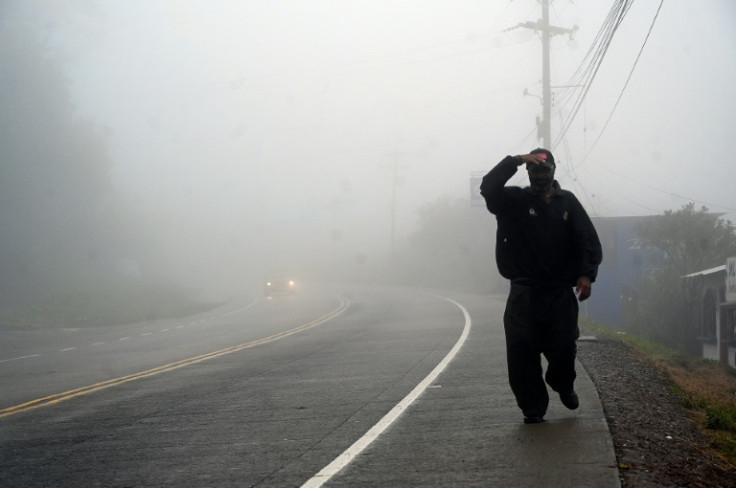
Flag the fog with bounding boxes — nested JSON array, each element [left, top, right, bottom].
[[2, 1, 735, 299]]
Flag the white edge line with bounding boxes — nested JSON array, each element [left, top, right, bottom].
[[220, 298, 259, 318], [0, 354, 41, 364], [300, 295, 472, 488]]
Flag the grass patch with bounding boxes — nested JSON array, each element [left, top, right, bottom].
[[706, 405, 736, 432], [711, 431, 736, 460], [0, 277, 223, 328], [582, 318, 736, 463]]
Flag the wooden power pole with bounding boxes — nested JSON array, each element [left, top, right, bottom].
[[515, 0, 577, 149]]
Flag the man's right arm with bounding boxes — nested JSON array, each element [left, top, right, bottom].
[[479, 155, 522, 214]]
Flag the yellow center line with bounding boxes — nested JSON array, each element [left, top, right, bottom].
[[1, 296, 349, 418]]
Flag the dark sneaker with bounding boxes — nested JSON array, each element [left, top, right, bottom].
[[523, 416, 545, 424], [559, 390, 579, 410]]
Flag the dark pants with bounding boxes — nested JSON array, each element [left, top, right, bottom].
[[503, 283, 579, 417]]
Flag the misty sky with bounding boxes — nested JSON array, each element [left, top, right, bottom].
[[10, 1, 736, 265]]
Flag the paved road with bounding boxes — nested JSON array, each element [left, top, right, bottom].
[[0, 283, 620, 487]]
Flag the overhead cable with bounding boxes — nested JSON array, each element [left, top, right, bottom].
[[580, 0, 664, 161], [553, 0, 634, 149]]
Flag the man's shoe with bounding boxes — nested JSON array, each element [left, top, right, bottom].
[[559, 390, 579, 410], [523, 416, 545, 424]]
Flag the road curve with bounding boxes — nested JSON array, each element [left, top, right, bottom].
[[0, 283, 472, 487]]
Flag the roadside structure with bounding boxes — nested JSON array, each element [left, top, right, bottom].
[[585, 216, 662, 324], [576, 215, 736, 367], [685, 257, 736, 368]]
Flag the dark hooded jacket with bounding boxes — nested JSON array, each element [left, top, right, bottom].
[[480, 155, 602, 287]]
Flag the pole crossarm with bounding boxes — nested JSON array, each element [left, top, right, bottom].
[[510, 21, 577, 39], [505, 0, 576, 149]]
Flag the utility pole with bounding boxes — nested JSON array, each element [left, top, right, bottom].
[[390, 151, 398, 258], [541, 1, 552, 149], [383, 149, 406, 259], [513, 0, 577, 149]]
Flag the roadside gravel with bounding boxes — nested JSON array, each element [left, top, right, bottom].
[[577, 331, 736, 488]]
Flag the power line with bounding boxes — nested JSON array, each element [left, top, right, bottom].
[[557, 123, 598, 216], [552, 1, 735, 217], [596, 163, 736, 213], [578, 167, 659, 214], [581, 0, 664, 162], [553, 0, 635, 149]]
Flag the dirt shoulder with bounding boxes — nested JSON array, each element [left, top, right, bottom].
[[577, 332, 736, 488]]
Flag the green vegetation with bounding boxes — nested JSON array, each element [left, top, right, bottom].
[[0, 278, 222, 329], [396, 196, 499, 293], [608, 204, 736, 461], [0, 17, 197, 324], [584, 319, 736, 462], [622, 203, 736, 353]]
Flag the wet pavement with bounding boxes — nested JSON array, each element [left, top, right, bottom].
[[316, 292, 621, 487]]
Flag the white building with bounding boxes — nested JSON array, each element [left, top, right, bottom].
[[685, 257, 736, 368]]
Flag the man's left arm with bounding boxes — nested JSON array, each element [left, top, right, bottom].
[[576, 276, 592, 301], [568, 196, 603, 301]]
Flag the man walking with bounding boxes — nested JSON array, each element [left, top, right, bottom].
[[480, 148, 602, 424]]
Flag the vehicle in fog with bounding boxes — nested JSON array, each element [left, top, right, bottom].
[[263, 277, 297, 297]]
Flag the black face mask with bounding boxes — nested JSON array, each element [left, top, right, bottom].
[[528, 168, 554, 193]]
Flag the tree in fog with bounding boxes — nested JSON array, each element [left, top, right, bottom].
[[635, 203, 736, 274], [395, 196, 500, 292], [0, 22, 118, 304], [626, 203, 736, 352]]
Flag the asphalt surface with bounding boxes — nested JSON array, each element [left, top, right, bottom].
[[316, 288, 621, 488], [0, 284, 620, 487]]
